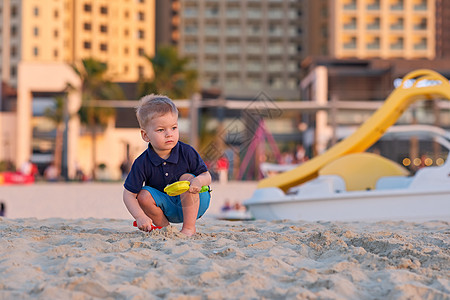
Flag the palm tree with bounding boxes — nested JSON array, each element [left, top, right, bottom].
[[44, 96, 65, 178], [139, 46, 198, 99], [71, 58, 125, 179]]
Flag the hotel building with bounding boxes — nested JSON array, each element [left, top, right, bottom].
[[0, 0, 155, 178], [329, 0, 435, 59], [176, 0, 306, 100]]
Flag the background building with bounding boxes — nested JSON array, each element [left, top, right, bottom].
[[0, 0, 156, 179], [177, 0, 306, 100], [329, 0, 435, 59], [435, 0, 450, 58], [0, 0, 155, 88]]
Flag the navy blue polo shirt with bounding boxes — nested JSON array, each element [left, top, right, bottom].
[[124, 141, 208, 194]]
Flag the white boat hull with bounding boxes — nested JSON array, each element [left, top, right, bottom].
[[245, 187, 450, 222]]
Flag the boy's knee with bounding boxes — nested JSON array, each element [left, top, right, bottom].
[[137, 189, 155, 206], [179, 173, 194, 181]]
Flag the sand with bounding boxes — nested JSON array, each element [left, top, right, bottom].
[[0, 182, 449, 299], [0, 218, 448, 299]]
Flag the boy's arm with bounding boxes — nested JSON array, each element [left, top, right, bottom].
[[189, 171, 212, 193], [123, 189, 153, 230]]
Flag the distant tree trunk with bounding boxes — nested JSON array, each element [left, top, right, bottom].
[[53, 123, 64, 177], [90, 116, 97, 180]]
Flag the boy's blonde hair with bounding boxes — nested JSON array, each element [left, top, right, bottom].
[[136, 94, 178, 128]]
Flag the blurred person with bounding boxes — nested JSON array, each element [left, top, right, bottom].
[[44, 163, 59, 182], [216, 155, 229, 184], [0, 202, 5, 217]]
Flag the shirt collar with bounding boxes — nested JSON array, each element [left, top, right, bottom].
[[147, 142, 180, 166]]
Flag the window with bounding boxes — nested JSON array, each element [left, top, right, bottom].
[[100, 6, 108, 14], [138, 47, 144, 56], [34, 7, 39, 16], [54, 49, 58, 58], [11, 5, 17, 17], [138, 66, 145, 77], [100, 25, 108, 33], [84, 41, 91, 49], [33, 27, 39, 37], [124, 47, 129, 54], [84, 23, 92, 30], [84, 4, 92, 12], [54, 9, 59, 18], [137, 30, 145, 39], [33, 47, 39, 56], [11, 45, 17, 57], [54, 29, 59, 38], [124, 65, 129, 73], [138, 11, 145, 21], [11, 66, 17, 77], [100, 43, 108, 51], [125, 11, 129, 18], [11, 25, 17, 37]]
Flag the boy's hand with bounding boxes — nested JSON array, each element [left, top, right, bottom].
[[188, 178, 202, 194], [136, 216, 154, 232]]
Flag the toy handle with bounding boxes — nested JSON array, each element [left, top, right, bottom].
[[133, 221, 162, 231]]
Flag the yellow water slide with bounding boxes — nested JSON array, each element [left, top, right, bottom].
[[258, 69, 450, 192]]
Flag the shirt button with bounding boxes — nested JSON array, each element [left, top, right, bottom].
[[163, 162, 166, 165], [165, 173, 168, 176]]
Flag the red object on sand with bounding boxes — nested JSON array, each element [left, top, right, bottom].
[[0, 172, 35, 185], [133, 221, 162, 231]]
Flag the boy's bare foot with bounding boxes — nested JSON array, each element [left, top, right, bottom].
[[180, 228, 196, 236]]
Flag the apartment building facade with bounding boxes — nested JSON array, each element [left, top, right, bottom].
[[176, 0, 306, 100], [0, 0, 155, 88], [0, 0, 155, 179], [329, 0, 435, 59]]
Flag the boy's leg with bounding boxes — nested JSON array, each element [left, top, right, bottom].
[[179, 174, 200, 236], [137, 189, 170, 227]]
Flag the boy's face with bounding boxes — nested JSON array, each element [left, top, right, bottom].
[[141, 112, 179, 158]]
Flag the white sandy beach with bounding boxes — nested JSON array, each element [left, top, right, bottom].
[[0, 182, 449, 299]]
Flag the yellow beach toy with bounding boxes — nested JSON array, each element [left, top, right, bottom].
[[164, 180, 209, 196]]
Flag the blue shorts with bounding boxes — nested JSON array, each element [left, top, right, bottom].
[[141, 186, 210, 223]]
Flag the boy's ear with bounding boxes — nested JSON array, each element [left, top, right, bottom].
[[141, 129, 150, 142]]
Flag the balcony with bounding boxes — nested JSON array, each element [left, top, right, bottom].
[[205, 28, 219, 36], [344, 22, 357, 30], [184, 26, 198, 35], [414, 3, 427, 11], [205, 45, 220, 53], [184, 8, 198, 18], [343, 37, 357, 49], [367, 23, 380, 30], [247, 64, 262, 72], [414, 21, 427, 30], [367, 3, 380, 10], [414, 39, 427, 50], [247, 11, 262, 19], [226, 10, 241, 19], [226, 27, 241, 37], [226, 45, 241, 54], [390, 42, 404, 50], [343, 2, 357, 10], [225, 63, 240, 72], [268, 11, 283, 19], [367, 42, 380, 50], [390, 3, 404, 11], [390, 23, 404, 30], [184, 44, 198, 53]]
